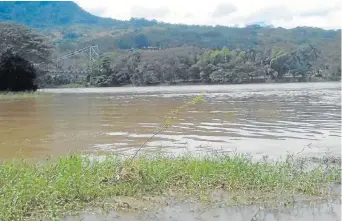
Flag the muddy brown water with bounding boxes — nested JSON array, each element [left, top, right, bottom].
[[1, 82, 341, 220], [0, 82, 340, 160]]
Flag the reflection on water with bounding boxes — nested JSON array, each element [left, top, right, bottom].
[[62, 199, 342, 221], [0, 82, 340, 159]]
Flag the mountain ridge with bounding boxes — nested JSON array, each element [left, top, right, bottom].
[[0, 1, 123, 28], [0, 1, 340, 59], [0, 1, 340, 87], [0, 1, 340, 31]]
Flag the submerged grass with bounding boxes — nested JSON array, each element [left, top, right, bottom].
[[0, 153, 340, 220], [0, 92, 51, 100]]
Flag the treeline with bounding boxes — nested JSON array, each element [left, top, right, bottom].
[[54, 18, 341, 53], [42, 45, 340, 87], [48, 19, 341, 87], [1, 21, 341, 88]]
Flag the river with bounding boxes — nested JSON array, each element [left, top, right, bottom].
[[0, 82, 340, 160]]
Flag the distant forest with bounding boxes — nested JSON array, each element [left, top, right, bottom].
[[44, 20, 342, 87], [0, 1, 340, 88]]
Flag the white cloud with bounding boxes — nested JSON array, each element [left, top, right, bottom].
[[130, 6, 170, 19], [212, 3, 237, 18], [76, 0, 342, 29]]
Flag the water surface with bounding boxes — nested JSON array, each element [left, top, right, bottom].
[[62, 200, 341, 221], [0, 82, 340, 159]]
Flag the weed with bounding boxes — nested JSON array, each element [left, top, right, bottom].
[[0, 92, 52, 100], [0, 153, 340, 220]]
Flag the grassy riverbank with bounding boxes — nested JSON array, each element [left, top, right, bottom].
[[0, 153, 340, 220], [0, 92, 49, 100]]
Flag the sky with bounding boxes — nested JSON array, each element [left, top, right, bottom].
[[75, 0, 342, 29]]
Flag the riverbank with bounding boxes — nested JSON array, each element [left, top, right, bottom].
[[58, 198, 342, 221], [39, 78, 340, 90], [0, 153, 340, 221], [0, 92, 54, 100], [0, 92, 40, 99]]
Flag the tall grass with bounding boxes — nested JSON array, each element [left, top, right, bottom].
[[0, 153, 340, 220], [0, 92, 50, 100]]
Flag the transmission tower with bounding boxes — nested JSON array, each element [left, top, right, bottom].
[[88, 45, 100, 73], [49, 45, 100, 74], [89, 45, 99, 61]]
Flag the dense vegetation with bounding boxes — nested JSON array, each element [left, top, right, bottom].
[[0, 1, 340, 87], [0, 23, 52, 63], [0, 22, 53, 91], [83, 44, 340, 87], [0, 51, 38, 92]]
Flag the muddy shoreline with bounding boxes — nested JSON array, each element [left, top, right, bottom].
[[56, 196, 342, 221]]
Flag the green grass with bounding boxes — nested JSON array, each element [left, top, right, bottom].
[[0, 92, 49, 100], [0, 153, 340, 220]]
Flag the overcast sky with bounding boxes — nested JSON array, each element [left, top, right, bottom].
[[75, 0, 342, 29]]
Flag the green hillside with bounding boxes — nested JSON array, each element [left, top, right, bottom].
[[0, 1, 123, 28], [0, 1, 340, 87], [0, 1, 340, 53]]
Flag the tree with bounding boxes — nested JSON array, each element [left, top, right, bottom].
[[270, 52, 291, 79], [114, 69, 131, 85], [0, 23, 53, 88], [189, 65, 201, 80], [0, 22, 53, 64], [175, 64, 189, 81], [134, 33, 149, 48], [0, 50, 38, 91], [210, 69, 226, 83], [127, 51, 141, 79], [101, 56, 112, 76]]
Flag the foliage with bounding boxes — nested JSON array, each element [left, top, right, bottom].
[[0, 154, 340, 220], [76, 24, 341, 55], [81, 44, 340, 87], [0, 50, 38, 92], [1, 2, 340, 88], [37, 74, 87, 88], [116, 32, 149, 49], [0, 22, 53, 64], [0, 92, 46, 100]]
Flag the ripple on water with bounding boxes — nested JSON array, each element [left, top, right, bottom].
[[1, 82, 340, 159], [106, 132, 129, 136]]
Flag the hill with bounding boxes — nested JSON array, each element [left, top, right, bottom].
[[0, 1, 340, 53], [0, 1, 340, 88], [0, 1, 124, 28]]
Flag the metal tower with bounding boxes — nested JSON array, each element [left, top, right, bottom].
[[49, 45, 100, 74]]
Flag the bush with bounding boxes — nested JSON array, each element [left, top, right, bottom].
[[0, 50, 38, 91]]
